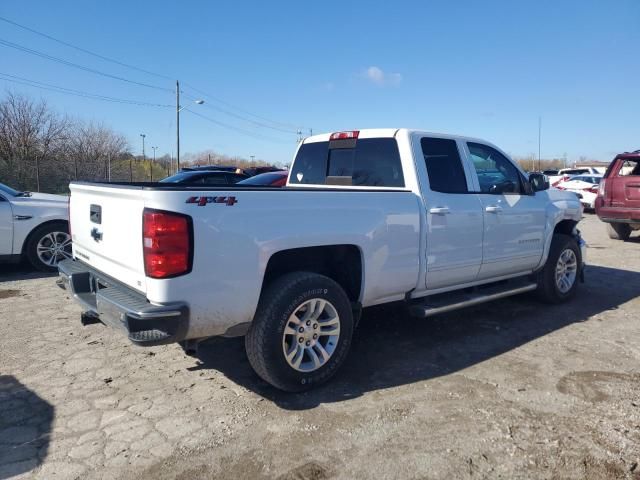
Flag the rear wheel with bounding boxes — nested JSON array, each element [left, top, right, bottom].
[[606, 223, 631, 241], [536, 233, 581, 304], [245, 272, 354, 392], [25, 222, 72, 272]]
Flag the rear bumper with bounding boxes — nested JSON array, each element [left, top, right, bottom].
[[57, 258, 189, 346], [596, 204, 640, 224]]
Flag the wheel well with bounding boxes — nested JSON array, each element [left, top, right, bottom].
[[263, 245, 363, 302], [553, 219, 577, 236], [21, 219, 69, 254]]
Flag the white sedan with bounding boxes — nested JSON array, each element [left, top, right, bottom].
[[0, 182, 71, 271], [554, 174, 603, 209]]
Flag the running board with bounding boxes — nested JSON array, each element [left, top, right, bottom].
[[408, 280, 537, 318]]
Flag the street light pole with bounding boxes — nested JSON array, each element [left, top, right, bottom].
[[176, 80, 204, 173], [176, 80, 180, 172], [151, 146, 157, 182]]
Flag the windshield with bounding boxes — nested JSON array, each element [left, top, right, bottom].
[[0, 182, 22, 196]]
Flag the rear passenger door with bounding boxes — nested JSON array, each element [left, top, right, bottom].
[[463, 142, 546, 279], [416, 136, 484, 290]]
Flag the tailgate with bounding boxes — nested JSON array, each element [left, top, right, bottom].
[[70, 183, 147, 294]]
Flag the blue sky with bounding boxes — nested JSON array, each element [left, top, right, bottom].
[[1, 0, 638, 164]]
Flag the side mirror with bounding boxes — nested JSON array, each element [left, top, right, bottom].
[[529, 173, 549, 192]]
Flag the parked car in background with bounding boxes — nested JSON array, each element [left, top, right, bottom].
[[543, 169, 559, 176], [0, 182, 70, 271], [180, 165, 240, 173], [160, 170, 249, 185], [555, 174, 603, 209], [237, 170, 288, 187], [595, 150, 640, 240], [59, 128, 585, 392], [548, 167, 603, 187], [243, 166, 284, 177]]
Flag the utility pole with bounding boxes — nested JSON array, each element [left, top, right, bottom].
[[176, 80, 180, 171], [208, 153, 211, 165], [538, 117, 542, 171], [140, 134, 146, 181], [250, 155, 255, 163], [107, 153, 111, 181], [151, 146, 158, 182], [129, 155, 133, 182]]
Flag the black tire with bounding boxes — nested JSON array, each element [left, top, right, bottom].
[[25, 221, 71, 272], [245, 272, 354, 392], [606, 223, 631, 241], [536, 233, 581, 304]]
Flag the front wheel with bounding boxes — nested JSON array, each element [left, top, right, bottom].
[[245, 272, 354, 392], [536, 233, 581, 304], [25, 222, 72, 272]]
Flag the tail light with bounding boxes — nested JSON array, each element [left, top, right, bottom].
[[143, 209, 193, 279], [597, 179, 606, 198], [68, 195, 72, 240], [587, 185, 599, 194], [330, 130, 359, 140]]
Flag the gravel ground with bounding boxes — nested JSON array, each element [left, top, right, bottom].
[[1, 213, 639, 480]]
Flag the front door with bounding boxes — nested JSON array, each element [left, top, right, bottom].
[[417, 136, 484, 290], [464, 142, 545, 279]]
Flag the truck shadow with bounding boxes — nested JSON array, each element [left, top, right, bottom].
[[192, 264, 640, 410], [0, 376, 53, 479], [0, 263, 57, 283]]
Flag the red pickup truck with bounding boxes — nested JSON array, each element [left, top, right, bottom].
[[595, 150, 640, 240]]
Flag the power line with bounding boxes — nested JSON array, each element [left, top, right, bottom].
[[0, 15, 308, 134], [182, 82, 303, 131], [0, 72, 173, 107], [181, 91, 297, 134], [0, 37, 171, 92], [185, 108, 293, 144], [0, 15, 174, 82]]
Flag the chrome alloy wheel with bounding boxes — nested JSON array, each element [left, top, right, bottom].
[[282, 298, 341, 372], [37, 231, 72, 267], [555, 248, 577, 294]]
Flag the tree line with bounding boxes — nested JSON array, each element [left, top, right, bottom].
[[0, 91, 275, 194]]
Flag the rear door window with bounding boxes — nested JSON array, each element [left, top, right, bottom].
[[420, 137, 468, 193], [289, 138, 404, 187]]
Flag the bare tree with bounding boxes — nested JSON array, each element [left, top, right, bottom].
[[0, 92, 70, 191]]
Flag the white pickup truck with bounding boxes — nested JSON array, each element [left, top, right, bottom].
[[58, 129, 585, 391]]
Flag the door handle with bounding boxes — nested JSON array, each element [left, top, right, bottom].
[[429, 207, 450, 215], [485, 205, 503, 213]]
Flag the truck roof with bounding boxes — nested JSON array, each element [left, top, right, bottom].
[[303, 128, 489, 145]]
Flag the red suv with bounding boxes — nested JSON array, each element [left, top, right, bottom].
[[595, 150, 640, 240]]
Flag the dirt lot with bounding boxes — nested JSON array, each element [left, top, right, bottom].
[[1, 213, 639, 480]]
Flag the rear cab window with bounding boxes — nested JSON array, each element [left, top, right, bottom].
[[289, 137, 405, 187]]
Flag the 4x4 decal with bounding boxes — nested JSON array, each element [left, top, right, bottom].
[[186, 196, 237, 206]]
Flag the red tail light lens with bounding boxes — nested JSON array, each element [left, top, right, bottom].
[[330, 130, 359, 140], [597, 179, 606, 198], [143, 209, 192, 279]]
